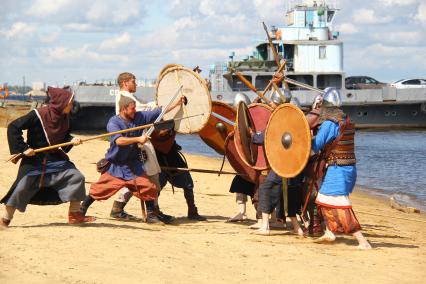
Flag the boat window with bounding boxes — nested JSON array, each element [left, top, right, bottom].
[[230, 75, 252, 92], [255, 75, 273, 90], [286, 75, 314, 90], [317, 74, 342, 89], [319, 46, 326, 59], [327, 11, 335, 22]]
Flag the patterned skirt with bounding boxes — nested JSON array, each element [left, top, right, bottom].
[[316, 193, 361, 234]]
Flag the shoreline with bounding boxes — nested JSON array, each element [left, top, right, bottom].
[[1, 130, 426, 283]]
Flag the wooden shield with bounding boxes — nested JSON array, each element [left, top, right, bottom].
[[198, 101, 236, 155], [157, 63, 183, 82], [156, 66, 211, 134], [224, 131, 259, 183], [265, 103, 311, 178], [234, 103, 272, 170]]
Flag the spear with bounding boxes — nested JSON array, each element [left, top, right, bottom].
[[160, 166, 241, 176], [262, 21, 280, 67], [6, 113, 205, 164]]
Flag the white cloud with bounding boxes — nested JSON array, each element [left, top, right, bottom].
[[378, 0, 417, 5], [63, 23, 101, 32], [337, 23, 359, 34], [0, 22, 37, 38], [42, 45, 128, 63], [26, 0, 71, 17], [415, 2, 426, 27], [352, 9, 392, 24], [38, 31, 60, 43], [371, 31, 425, 45], [253, 0, 285, 23], [100, 32, 131, 50]]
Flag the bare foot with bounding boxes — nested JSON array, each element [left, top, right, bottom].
[[251, 228, 270, 236], [314, 231, 336, 243], [249, 219, 262, 229], [357, 242, 372, 250], [292, 227, 304, 236], [269, 220, 286, 229], [226, 212, 248, 223]]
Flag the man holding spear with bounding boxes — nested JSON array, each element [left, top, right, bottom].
[[0, 87, 95, 227]]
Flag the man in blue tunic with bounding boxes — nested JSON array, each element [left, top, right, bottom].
[[312, 87, 371, 249], [80, 72, 184, 223]]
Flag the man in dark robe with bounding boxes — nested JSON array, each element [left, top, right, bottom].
[[1, 87, 95, 227]]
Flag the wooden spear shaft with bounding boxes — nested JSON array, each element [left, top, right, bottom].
[[7, 113, 204, 163], [262, 22, 280, 67], [230, 68, 272, 104], [160, 166, 241, 176]]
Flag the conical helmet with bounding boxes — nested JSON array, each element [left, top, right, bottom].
[[233, 92, 251, 108], [289, 97, 301, 108], [322, 87, 342, 107], [271, 88, 291, 105]]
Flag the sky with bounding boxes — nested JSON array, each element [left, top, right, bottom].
[[0, 0, 425, 87]]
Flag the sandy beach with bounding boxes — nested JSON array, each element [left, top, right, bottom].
[[1, 128, 426, 284]]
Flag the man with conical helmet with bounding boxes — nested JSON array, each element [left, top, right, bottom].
[[311, 87, 371, 249]]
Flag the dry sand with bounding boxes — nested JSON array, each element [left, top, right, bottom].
[[1, 128, 426, 284]]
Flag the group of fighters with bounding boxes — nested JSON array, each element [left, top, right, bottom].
[[0, 71, 371, 249], [0, 72, 205, 230], [225, 75, 371, 249]]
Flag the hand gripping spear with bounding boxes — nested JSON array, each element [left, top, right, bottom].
[[6, 113, 205, 164]]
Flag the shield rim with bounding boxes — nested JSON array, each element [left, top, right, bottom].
[[156, 66, 212, 134], [234, 103, 272, 171], [198, 101, 236, 155], [264, 103, 311, 178]]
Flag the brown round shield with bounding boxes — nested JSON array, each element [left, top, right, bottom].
[[156, 66, 211, 134], [234, 103, 272, 170], [198, 101, 236, 155], [224, 131, 259, 183], [265, 103, 311, 178]]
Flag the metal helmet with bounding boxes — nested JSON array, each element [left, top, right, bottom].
[[233, 92, 251, 108], [322, 87, 342, 107], [289, 97, 301, 108], [271, 88, 292, 105]]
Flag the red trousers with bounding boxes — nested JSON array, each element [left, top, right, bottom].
[[89, 172, 157, 201]]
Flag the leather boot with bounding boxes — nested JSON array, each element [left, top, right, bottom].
[[155, 206, 175, 224], [1, 218, 11, 228], [69, 212, 96, 224], [144, 201, 162, 224], [110, 201, 140, 221], [184, 188, 206, 221], [188, 206, 207, 221]]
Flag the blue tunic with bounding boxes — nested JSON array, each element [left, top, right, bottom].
[[105, 109, 161, 180], [312, 120, 357, 196]]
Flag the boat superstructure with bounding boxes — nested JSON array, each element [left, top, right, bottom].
[[209, 0, 426, 128]]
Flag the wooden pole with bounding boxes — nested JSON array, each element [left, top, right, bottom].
[[7, 113, 204, 163]]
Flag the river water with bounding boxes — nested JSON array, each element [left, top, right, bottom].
[[175, 130, 426, 211]]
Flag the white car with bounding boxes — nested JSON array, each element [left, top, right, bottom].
[[390, 79, 426, 89]]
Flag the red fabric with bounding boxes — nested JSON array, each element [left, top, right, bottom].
[[318, 206, 361, 234], [36, 87, 73, 145], [89, 172, 157, 201]]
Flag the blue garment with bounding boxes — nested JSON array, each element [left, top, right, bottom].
[[26, 160, 76, 176], [312, 120, 356, 196], [105, 109, 161, 180]]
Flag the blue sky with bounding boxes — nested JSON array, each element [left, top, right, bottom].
[[1, 0, 425, 86]]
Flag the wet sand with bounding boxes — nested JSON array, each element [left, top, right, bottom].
[[1, 128, 425, 283]]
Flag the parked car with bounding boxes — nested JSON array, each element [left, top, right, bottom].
[[345, 76, 387, 89], [390, 79, 426, 89]]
